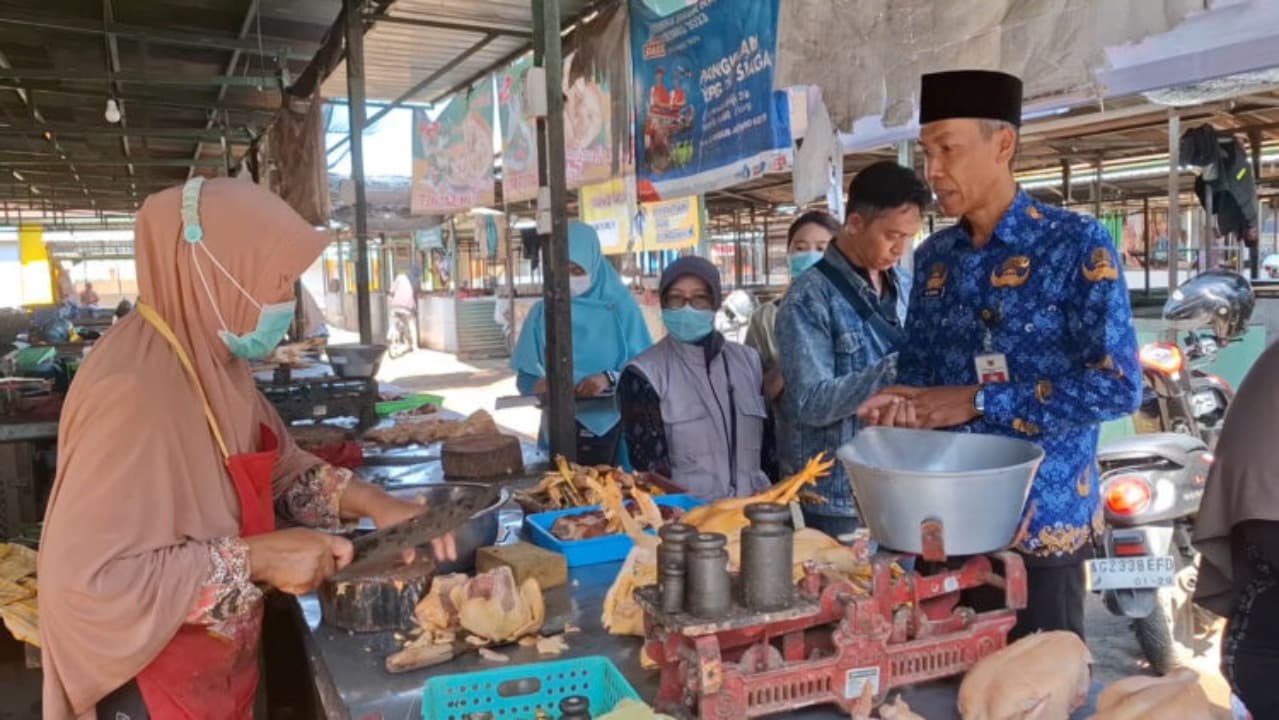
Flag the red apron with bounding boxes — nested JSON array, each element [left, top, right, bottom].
[[133, 302, 278, 719]]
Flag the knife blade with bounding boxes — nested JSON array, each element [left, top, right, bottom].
[[334, 484, 501, 579]]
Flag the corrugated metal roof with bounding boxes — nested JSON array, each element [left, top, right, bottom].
[[323, 0, 593, 104]]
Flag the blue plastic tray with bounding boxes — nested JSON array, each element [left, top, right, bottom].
[[422, 655, 639, 720], [524, 494, 703, 567]]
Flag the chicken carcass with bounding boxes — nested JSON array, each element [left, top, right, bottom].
[[957, 631, 1092, 720], [681, 455, 833, 536], [414, 567, 544, 644], [1089, 668, 1213, 720]]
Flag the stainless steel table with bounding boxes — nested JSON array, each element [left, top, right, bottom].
[[289, 485, 1103, 720]]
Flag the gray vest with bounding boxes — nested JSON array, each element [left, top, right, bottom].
[[628, 336, 770, 501]]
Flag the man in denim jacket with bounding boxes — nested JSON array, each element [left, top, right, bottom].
[[775, 161, 931, 537]]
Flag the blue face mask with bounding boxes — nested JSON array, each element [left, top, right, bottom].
[[789, 251, 823, 277], [662, 307, 715, 343], [219, 301, 295, 360]]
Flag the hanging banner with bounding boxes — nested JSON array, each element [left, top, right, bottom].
[[631, 0, 790, 200], [563, 2, 635, 189], [415, 225, 444, 250], [411, 84, 496, 214], [637, 195, 701, 251], [497, 55, 539, 203], [580, 177, 636, 256]]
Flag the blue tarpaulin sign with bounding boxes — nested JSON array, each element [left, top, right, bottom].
[[630, 0, 790, 200]]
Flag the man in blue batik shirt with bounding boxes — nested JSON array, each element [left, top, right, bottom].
[[860, 70, 1142, 641]]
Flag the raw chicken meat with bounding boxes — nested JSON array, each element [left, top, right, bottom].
[[1089, 668, 1214, 720], [957, 631, 1092, 720]]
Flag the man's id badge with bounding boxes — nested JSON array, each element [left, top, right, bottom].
[[975, 352, 1010, 384]]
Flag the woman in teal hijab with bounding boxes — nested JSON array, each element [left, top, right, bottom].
[[512, 221, 653, 464]]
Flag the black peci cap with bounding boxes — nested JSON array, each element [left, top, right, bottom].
[[919, 70, 1024, 127]]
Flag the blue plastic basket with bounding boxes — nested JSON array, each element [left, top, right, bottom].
[[422, 655, 640, 720], [524, 494, 703, 567]]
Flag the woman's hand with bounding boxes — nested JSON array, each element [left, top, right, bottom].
[[533, 378, 549, 395], [342, 479, 459, 563], [367, 494, 458, 563], [244, 528, 353, 595], [575, 373, 611, 398]]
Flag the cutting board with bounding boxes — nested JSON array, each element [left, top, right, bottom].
[[441, 433, 524, 479], [477, 542, 567, 590]]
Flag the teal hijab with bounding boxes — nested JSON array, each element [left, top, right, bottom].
[[511, 222, 653, 435]]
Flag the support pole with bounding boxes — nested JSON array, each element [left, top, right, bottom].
[[1143, 196, 1151, 296], [896, 141, 913, 170], [533, 0, 575, 461], [344, 0, 372, 343], [1168, 111, 1181, 291], [733, 208, 743, 288], [1062, 159, 1072, 206], [762, 214, 771, 282], [1249, 129, 1263, 279], [1093, 157, 1103, 219]]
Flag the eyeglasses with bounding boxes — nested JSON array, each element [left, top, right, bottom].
[[664, 294, 715, 311]]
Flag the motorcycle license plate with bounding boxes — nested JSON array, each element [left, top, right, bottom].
[[1191, 390, 1220, 416], [1086, 555, 1176, 591]]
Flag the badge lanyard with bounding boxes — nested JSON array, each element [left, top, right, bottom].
[[974, 298, 1011, 385]]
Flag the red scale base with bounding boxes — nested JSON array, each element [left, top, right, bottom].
[[636, 551, 1028, 719]]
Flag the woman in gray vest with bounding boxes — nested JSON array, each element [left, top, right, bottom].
[[619, 257, 771, 501]]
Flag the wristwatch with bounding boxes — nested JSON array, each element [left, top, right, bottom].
[[973, 387, 987, 416]]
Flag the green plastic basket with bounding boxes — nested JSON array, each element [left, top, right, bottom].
[[375, 393, 444, 417], [421, 656, 640, 720]]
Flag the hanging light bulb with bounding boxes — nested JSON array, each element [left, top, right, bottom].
[[104, 98, 121, 124]]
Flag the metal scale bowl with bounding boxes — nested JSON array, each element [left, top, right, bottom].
[[837, 427, 1043, 559]]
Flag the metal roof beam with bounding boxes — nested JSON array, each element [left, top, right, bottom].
[[0, 11, 315, 61], [0, 81, 277, 115], [1, 158, 225, 168], [189, 0, 263, 179], [0, 125, 252, 141], [369, 13, 530, 37], [0, 69, 280, 87]]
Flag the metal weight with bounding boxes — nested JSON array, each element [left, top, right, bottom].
[[740, 502, 793, 611], [686, 532, 732, 618]]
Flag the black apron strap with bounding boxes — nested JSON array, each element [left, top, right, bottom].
[[814, 258, 906, 348]]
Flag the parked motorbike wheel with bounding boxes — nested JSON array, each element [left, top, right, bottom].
[[1132, 548, 1217, 674]]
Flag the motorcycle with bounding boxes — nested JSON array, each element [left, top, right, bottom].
[[1091, 270, 1254, 674], [715, 289, 758, 344], [387, 308, 416, 359]]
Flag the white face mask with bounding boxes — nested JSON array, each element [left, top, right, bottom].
[[569, 274, 592, 297]]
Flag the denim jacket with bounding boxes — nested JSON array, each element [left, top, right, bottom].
[[775, 245, 911, 515]]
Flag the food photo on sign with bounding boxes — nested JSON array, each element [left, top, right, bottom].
[[630, 0, 790, 201]]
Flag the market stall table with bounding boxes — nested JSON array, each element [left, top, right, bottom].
[[289, 495, 1104, 720]]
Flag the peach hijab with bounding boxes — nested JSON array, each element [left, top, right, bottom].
[[38, 178, 329, 717]]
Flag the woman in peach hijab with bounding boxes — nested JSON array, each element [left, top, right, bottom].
[[38, 178, 452, 718]]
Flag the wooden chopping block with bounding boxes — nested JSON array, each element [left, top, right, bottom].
[[317, 558, 434, 633], [442, 433, 524, 479], [477, 542, 568, 590]]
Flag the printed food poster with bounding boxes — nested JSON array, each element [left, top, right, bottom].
[[411, 84, 496, 214], [562, 2, 635, 189], [497, 55, 539, 203], [631, 0, 790, 200]]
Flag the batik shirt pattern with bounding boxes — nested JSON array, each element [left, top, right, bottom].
[[899, 190, 1142, 563]]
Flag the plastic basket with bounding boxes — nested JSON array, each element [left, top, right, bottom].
[[422, 655, 639, 720], [375, 393, 444, 417], [524, 494, 703, 567]]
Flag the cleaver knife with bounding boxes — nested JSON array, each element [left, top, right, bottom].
[[333, 484, 500, 579]]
